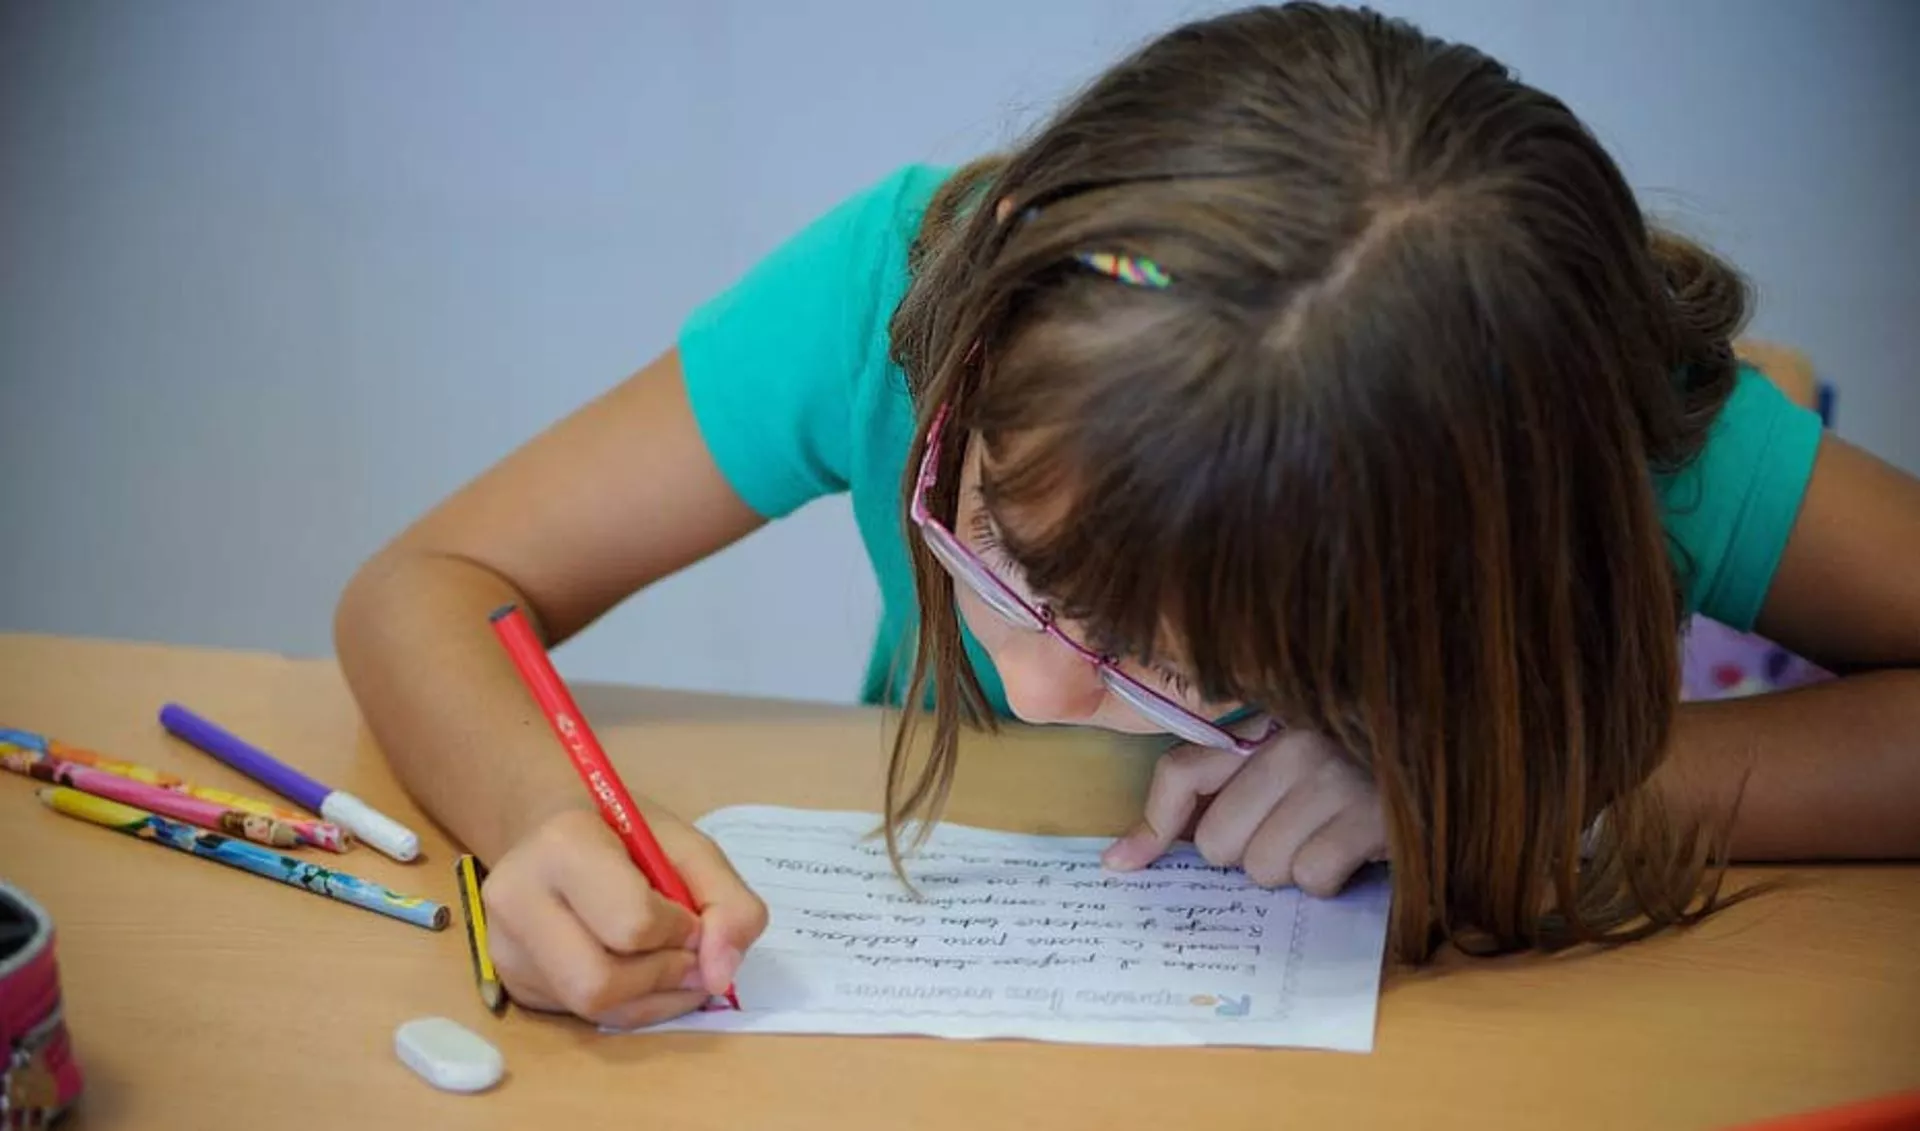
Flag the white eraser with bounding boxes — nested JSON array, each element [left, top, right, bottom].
[[394, 1016, 503, 1094], [322, 791, 421, 861]]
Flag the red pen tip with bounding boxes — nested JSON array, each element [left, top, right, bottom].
[[726, 988, 742, 1011]]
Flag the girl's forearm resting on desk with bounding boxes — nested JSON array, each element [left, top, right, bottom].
[[334, 552, 595, 862], [1658, 669, 1920, 860]]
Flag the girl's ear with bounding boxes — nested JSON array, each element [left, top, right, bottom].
[[995, 197, 1015, 223]]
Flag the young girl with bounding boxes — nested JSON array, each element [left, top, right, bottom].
[[335, 3, 1920, 1030]]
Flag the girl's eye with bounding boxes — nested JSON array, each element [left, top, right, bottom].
[[967, 506, 999, 550], [963, 489, 1199, 704], [1095, 634, 1198, 702], [1151, 664, 1196, 701], [967, 495, 1022, 573]]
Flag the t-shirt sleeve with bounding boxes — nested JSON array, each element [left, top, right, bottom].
[[1660, 364, 1825, 630], [678, 166, 935, 519]]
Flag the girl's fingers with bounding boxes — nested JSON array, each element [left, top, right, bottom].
[[1103, 745, 1244, 870], [664, 824, 771, 995], [491, 887, 703, 1021], [544, 820, 700, 955], [1238, 767, 1359, 889], [1190, 737, 1310, 868], [1290, 799, 1389, 898], [594, 988, 717, 1032]]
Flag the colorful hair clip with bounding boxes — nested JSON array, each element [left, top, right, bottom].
[[1074, 251, 1172, 289]]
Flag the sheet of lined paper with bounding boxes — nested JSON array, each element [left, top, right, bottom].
[[642, 806, 1391, 1051]]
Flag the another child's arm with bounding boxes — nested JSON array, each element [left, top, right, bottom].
[[335, 349, 771, 1027], [1656, 436, 1920, 859]]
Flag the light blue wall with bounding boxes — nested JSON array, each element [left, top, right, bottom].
[[3, 1, 1915, 702]]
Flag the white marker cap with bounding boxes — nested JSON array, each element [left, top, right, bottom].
[[320, 791, 421, 862]]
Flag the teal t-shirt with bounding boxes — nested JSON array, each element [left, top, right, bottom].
[[680, 165, 1824, 714]]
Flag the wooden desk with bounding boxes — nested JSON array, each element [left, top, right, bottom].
[[2, 634, 1916, 1130]]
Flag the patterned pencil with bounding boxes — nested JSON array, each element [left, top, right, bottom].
[[177, 785, 355, 853], [15, 758, 306, 848], [36, 786, 449, 931], [1, 728, 189, 787], [0, 728, 354, 852]]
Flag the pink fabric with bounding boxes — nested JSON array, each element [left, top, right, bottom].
[[1682, 615, 1830, 701]]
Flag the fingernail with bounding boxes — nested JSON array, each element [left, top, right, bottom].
[[707, 945, 742, 995], [1102, 827, 1148, 870]]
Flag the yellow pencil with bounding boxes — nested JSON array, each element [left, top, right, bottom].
[[455, 854, 505, 1013]]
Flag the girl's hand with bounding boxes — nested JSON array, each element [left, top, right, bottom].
[[480, 804, 768, 1029], [1101, 730, 1387, 896]]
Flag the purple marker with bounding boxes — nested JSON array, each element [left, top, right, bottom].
[[158, 703, 420, 862]]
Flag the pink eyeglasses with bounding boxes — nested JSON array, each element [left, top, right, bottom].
[[909, 404, 1280, 754]]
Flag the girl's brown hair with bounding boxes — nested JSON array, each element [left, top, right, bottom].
[[884, 3, 1749, 960]]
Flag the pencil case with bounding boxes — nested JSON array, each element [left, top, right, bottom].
[[0, 880, 81, 1128]]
